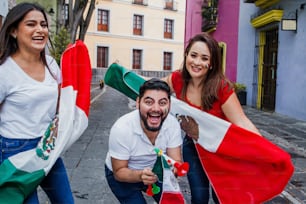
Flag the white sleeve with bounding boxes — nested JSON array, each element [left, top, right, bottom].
[[0, 62, 10, 103], [167, 115, 183, 148], [108, 123, 131, 161], [0, 70, 6, 103]]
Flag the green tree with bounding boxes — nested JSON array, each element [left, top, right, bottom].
[[56, 0, 96, 42], [50, 27, 71, 64]]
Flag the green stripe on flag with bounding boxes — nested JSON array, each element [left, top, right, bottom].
[[104, 63, 145, 101], [0, 159, 45, 204]]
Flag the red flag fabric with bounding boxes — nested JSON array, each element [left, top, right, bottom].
[[171, 98, 294, 204], [59, 40, 92, 150], [61, 40, 91, 116], [196, 124, 294, 203]]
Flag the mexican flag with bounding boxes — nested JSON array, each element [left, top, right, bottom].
[[0, 40, 92, 203], [170, 97, 294, 203], [148, 148, 185, 204], [104, 63, 294, 204]]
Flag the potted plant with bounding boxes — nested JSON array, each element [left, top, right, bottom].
[[234, 82, 247, 105]]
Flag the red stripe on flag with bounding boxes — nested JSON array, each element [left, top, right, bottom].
[[196, 124, 294, 204], [61, 40, 92, 116], [160, 192, 185, 204]]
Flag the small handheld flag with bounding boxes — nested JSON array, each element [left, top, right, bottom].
[[154, 148, 189, 177]]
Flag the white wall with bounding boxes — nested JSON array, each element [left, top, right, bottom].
[[0, 0, 9, 21]]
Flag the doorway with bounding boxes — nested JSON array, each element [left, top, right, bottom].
[[261, 29, 278, 111]]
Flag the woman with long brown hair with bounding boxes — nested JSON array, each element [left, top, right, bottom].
[[163, 32, 261, 204]]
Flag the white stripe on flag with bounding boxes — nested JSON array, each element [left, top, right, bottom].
[[170, 96, 230, 152]]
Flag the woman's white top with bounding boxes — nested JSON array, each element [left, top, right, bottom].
[[0, 55, 61, 139]]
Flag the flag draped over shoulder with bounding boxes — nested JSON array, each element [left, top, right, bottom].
[[104, 63, 294, 204], [0, 40, 91, 204]]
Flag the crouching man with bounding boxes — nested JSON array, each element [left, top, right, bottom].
[[105, 78, 183, 203]]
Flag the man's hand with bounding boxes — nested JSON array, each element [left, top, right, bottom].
[[140, 168, 158, 185], [177, 115, 199, 141]]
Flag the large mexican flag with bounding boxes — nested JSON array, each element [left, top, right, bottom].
[[0, 40, 92, 203], [104, 63, 294, 204]]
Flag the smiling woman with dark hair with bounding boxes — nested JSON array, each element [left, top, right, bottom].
[[0, 3, 73, 203], [162, 32, 262, 204]]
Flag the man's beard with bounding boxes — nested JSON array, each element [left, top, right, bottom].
[[139, 111, 166, 132]]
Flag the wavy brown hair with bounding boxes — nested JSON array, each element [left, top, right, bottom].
[[181, 32, 233, 110]]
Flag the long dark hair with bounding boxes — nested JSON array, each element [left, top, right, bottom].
[[0, 3, 49, 66], [181, 32, 233, 110]]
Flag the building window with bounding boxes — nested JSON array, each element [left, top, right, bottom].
[[133, 49, 142, 69], [133, 0, 147, 5], [163, 52, 172, 70], [62, 3, 69, 26], [134, 0, 143, 4], [97, 46, 109, 68], [97, 9, 109, 31], [133, 15, 143, 35], [164, 19, 173, 39], [165, 0, 174, 10]]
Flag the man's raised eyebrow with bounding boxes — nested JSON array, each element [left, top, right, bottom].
[[143, 96, 153, 100], [159, 97, 169, 101], [143, 96, 168, 101]]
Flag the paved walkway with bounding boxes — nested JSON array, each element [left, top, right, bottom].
[[243, 106, 306, 204], [39, 85, 306, 203]]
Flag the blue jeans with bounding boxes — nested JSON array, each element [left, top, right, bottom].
[[105, 165, 162, 204], [183, 136, 219, 204], [0, 135, 74, 204]]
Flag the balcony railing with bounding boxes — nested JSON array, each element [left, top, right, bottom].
[[202, 0, 219, 32]]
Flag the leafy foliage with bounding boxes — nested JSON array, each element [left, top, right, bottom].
[[50, 28, 71, 65], [58, 0, 96, 42], [234, 83, 247, 92], [201, 0, 219, 31]]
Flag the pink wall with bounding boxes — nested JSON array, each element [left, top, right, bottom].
[[184, 0, 203, 46], [185, 0, 240, 81]]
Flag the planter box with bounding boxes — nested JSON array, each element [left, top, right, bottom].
[[237, 91, 247, 105]]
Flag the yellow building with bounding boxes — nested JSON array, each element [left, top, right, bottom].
[[85, 0, 186, 71]]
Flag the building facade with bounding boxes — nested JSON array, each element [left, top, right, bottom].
[[84, 0, 186, 73], [0, 0, 9, 29], [186, 0, 306, 121], [12, 0, 185, 81], [243, 0, 306, 121], [185, 0, 240, 81]]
